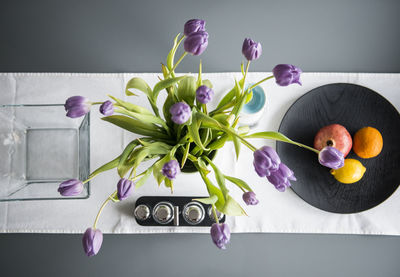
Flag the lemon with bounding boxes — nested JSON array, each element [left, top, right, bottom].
[[330, 159, 366, 184]]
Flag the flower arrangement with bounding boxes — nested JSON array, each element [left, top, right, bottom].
[[59, 19, 344, 256]]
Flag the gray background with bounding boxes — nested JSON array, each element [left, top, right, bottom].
[[1, 0, 400, 276]]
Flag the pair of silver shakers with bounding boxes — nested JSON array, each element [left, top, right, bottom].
[[134, 196, 225, 227]]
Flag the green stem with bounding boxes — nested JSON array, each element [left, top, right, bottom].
[[93, 191, 116, 229], [249, 75, 274, 91], [91, 102, 104, 105], [170, 36, 185, 78], [169, 52, 188, 76], [212, 204, 220, 224], [202, 104, 208, 115]]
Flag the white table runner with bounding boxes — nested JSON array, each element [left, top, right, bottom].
[[0, 72, 399, 235]]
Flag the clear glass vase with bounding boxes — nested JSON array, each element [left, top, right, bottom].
[[0, 104, 90, 201]]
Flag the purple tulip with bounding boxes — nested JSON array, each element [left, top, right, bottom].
[[99, 100, 114, 116], [170, 102, 191, 124], [58, 179, 84, 196], [64, 96, 91, 118], [82, 227, 103, 257], [210, 223, 231, 249], [272, 64, 302, 86], [162, 160, 181, 179], [117, 178, 134, 201], [253, 146, 281, 177], [184, 19, 206, 36], [184, 31, 209, 56], [267, 163, 296, 192], [242, 38, 262, 61], [242, 191, 259, 205], [318, 146, 345, 169], [196, 85, 214, 104]]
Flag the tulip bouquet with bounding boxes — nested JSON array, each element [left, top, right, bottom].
[[59, 19, 345, 256]]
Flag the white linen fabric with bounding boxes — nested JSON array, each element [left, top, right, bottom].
[[0, 72, 399, 235]]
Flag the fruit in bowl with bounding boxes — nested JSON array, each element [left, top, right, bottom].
[[353, 126, 383, 159], [330, 158, 366, 184], [314, 124, 352, 157]]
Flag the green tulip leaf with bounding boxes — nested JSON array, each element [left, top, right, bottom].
[[118, 140, 140, 178], [177, 76, 196, 106], [135, 166, 153, 189], [192, 195, 218, 205], [164, 178, 173, 193], [166, 33, 182, 70], [108, 95, 153, 115], [220, 195, 247, 216], [231, 133, 241, 160], [187, 111, 207, 151], [125, 77, 152, 97], [181, 142, 191, 168], [102, 115, 170, 140], [203, 156, 229, 200], [208, 134, 229, 150], [89, 155, 120, 179], [224, 175, 252, 192], [202, 79, 213, 89], [196, 60, 202, 88], [152, 76, 186, 103], [198, 169, 225, 211]]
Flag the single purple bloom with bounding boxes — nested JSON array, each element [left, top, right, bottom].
[[253, 146, 281, 177], [99, 100, 114, 116], [117, 178, 134, 201], [184, 19, 206, 36], [58, 179, 84, 196], [184, 31, 209, 56], [170, 102, 191, 124], [196, 85, 214, 104], [82, 227, 103, 257], [242, 38, 262, 61], [162, 160, 180, 179], [318, 146, 345, 169], [267, 163, 296, 192], [210, 223, 231, 249], [64, 96, 91, 118], [272, 64, 302, 86], [242, 191, 259, 205]]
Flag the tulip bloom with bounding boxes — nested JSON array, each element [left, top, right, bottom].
[[196, 85, 214, 104], [184, 31, 209, 56], [64, 96, 91, 118], [58, 179, 84, 196], [162, 160, 181, 179], [242, 38, 262, 61], [242, 191, 259, 205], [184, 19, 206, 36], [170, 102, 191, 124], [272, 64, 302, 86], [318, 146, 345, 169], [99, 100, 114, 116], [210, 223, 231, 249], [82, 227, 103, 257], [117, 178, 134, 201], [253, 146, 281, 177], [267, 163, 296, 192]]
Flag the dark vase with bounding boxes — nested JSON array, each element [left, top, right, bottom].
[[177, 150, 217, 173]]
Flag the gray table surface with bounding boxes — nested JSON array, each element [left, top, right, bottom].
[[1, 0, 400, 276]]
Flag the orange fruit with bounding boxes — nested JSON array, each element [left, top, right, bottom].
[[353, 127, 383, 159]]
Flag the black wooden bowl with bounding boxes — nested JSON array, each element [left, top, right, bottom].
[[277, 83, 400, 213]]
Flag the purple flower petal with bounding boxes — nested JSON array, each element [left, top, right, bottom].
[[196, 85, 214, 104], [210, 223, 231, 249], [242, 38, 262, 61], [58, 179, 84, 196], [184, 31, 209, 56], [318, 146, 345, 169], [162, 160, 180, 179], [272, 64, 302, 87], [242, 191, 259, 205], [99, 100, 114, 116], [184, 19, 206, 36], [117, 178, 134, 201], [170, 102, 191, 124], [82, 227, 103, 257]]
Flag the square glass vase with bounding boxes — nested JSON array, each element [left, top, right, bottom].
[[0, 104, 90, 201]]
